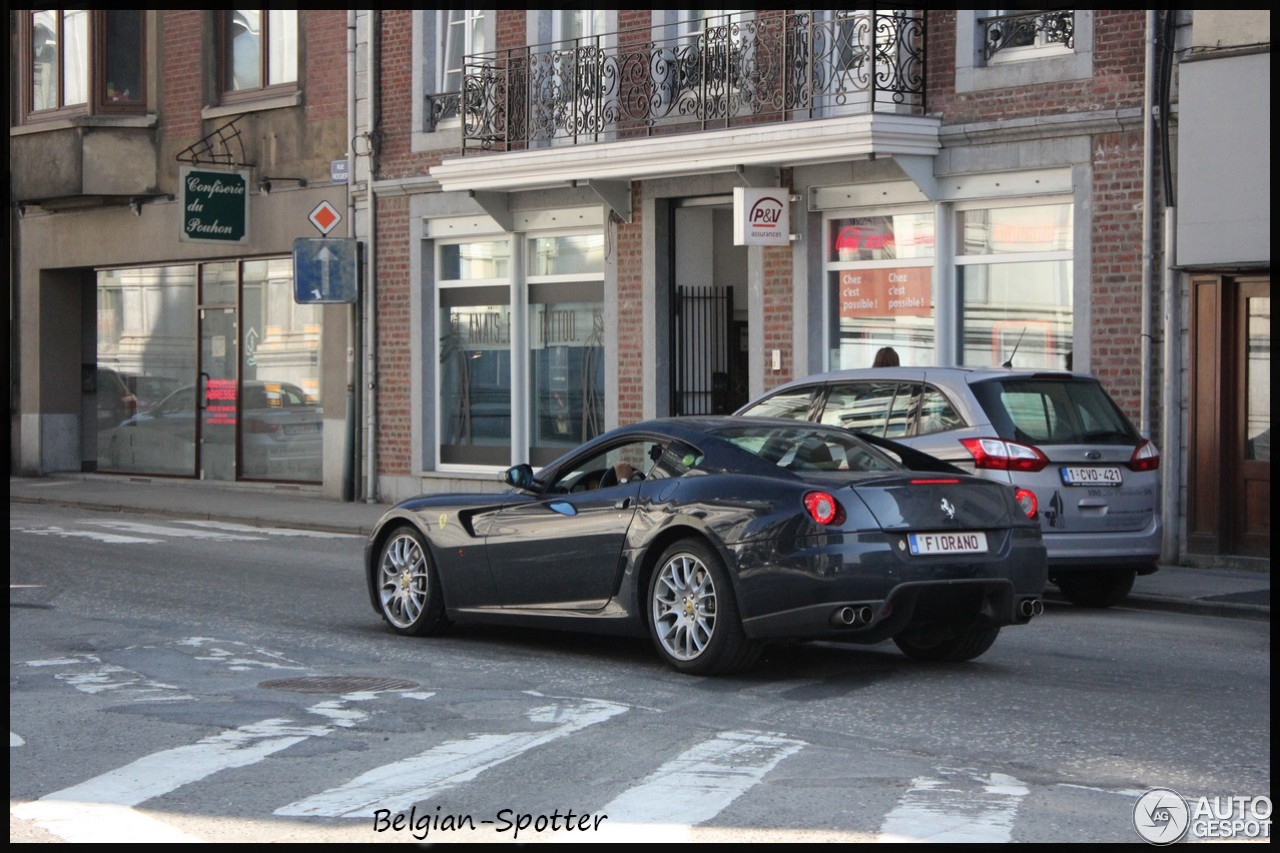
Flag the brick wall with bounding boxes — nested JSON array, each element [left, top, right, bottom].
[[927, 9, 1154, 419], [375, 195, 412, 474], [615, 194, 645, 425]]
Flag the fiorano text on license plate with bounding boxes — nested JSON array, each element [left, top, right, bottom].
[[908, 531, 988, 555]]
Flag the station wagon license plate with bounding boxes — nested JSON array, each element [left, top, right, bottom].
[[908, 531, 988, 555], [1060, 466, 1122, 486]]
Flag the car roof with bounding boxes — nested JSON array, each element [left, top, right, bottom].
[[760, 366, 1090, 394]]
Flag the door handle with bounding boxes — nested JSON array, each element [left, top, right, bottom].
[[614, 497, 632, 510]]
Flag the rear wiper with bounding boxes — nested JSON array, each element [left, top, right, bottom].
[[1081, 430, 1134, 444]]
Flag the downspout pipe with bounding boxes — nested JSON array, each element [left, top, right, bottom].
[[342, 10, 357, 502], [364, 12, 379, 503], [1140, 10, 1156, 437]]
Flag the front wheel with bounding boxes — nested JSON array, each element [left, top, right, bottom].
[[375, 526, 448, 636], [647, 539, 759, 676], [893, 622, 1000, 662], [1052, 568, 1136, 608]]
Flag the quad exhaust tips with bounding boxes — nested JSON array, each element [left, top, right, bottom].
[[1019, 598, 1045, 618], [832, 605, 875, 627]]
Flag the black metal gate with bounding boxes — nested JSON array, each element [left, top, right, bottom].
[[672, 285, 736, 416]]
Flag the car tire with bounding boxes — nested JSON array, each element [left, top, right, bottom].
[[892, 622, 1000, 663], [647, 539, 759, 676], [375, 526, 449, 636], [1051, 568, 1136, 608]]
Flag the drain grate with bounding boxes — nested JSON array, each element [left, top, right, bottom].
[[259, 676, 419, 694]]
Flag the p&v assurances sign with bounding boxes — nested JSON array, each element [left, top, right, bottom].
[[180, 167, 249, 244]]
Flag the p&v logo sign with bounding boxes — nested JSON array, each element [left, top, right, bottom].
[[733, 186, 791, 246]]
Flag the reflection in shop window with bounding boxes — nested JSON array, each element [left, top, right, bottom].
[[241, 258, 322, 481], [958, 203, 1073, 370], [95, 266, 198, 476], [440, 286, 513, 466]]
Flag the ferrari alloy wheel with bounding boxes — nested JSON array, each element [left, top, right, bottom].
[[892, 621, 1000, 663], [376, 526, 447, 636], [648, 539, 759, 675]]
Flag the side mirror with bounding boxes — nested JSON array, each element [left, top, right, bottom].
[[502, 463, 537, 492]]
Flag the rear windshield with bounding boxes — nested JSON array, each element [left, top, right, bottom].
[[972, 378, 1140, 446], [713, 425, 901, 473]]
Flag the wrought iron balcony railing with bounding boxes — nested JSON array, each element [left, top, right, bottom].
[[980, 10, 1074, 61], [447, 9, 926, 154]]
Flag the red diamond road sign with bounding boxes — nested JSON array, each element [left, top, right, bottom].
[[308, 200, 342, 235]]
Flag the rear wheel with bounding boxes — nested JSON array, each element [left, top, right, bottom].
[[1052, 568, 1136, 608], [375, 526, 448, 636], [647, 539, 759, 675], [893, 622, 1000, 662]]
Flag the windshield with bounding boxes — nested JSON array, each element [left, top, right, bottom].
[[973, 378, 1140, 445], [713, 425, 901, 473]]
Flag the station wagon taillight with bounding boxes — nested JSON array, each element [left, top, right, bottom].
[[959, 438, 1049, 473], [804, 491, 845, 526], [1127, 439, 1160, 471]]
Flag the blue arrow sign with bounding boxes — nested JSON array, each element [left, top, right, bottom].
[[293, 238, 359, 304]]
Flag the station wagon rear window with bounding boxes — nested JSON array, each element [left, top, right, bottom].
[[972, 378, 1140, 445]]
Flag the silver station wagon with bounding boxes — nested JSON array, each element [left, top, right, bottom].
[[737, 367, 1161, 608]]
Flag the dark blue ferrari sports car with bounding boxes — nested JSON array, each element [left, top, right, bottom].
[[365, 417, 1047, 675]]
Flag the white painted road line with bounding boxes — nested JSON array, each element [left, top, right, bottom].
[[276, 698, 629, 819], [11, 698, 374, 843], [877, 769, 1029, 843], [591, 730, 807, 841]]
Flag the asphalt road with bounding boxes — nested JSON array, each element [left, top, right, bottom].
[[9, 504, 1272, 843]]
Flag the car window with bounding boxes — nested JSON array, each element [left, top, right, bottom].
[[650, 440, 704, 479], [547, 440, 663, 493], [738, 387, 816, 420], [714, 425, 900, 473], [819, 382, 917, 438], [974, 378, 1140, 445], [916, 386, 965, 436]]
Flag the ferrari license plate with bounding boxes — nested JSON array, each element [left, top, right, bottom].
[[1060, 466, 1122, 486], [908, 531, 988, 555]]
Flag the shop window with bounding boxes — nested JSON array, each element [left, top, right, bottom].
[[437, 233, 605, 469], [240, 258, 323, 482], [825, 211, 935, 368], [221, 9, 297, 101], [21, 9, 146, 120], [956, 202, 1073, 370]]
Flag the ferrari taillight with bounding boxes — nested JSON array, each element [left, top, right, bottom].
[[804, 491, 845, 526], [1127, 439, 1160, 471], [1014, 487, 1038, 519], [960, 437, 1049, 473]]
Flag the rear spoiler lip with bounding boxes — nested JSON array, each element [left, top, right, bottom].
[[849, 431, 970, 476]]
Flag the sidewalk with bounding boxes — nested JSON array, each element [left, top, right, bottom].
[[9, 473, 1270, 622]]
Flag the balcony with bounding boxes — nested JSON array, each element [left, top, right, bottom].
[[10, 122, 159, 209], [453, 10, 926, 155]]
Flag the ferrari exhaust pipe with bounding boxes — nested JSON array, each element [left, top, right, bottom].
[[832, 605, 874, 627], [1019, 598, 1044, 618]]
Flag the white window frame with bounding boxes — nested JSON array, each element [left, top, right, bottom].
[[413, 10, 495, 152], [433, 227, 606, 473], [954, 10, 1093, 94], [821, 204, 937, 370], [953, 197, 1075, 370]]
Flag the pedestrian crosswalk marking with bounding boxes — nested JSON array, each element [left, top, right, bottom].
[[11, 696, 376, 843], [592, 729, 807, 841], [877, 768, 1029, 843], [275, 697, 629, 818]]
